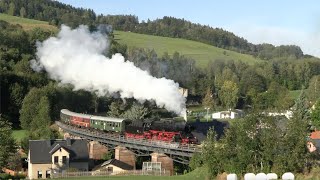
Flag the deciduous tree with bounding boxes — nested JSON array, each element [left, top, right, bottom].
[[122, 103, 150, 120], [202, 87, 215, 110], [107, 101, 123, 117], [19, 7, 26, 18], [307, 75, 320, 103], [29, 96, 52, 139], [219, 81, 239, 109], [8, 2, 15, 16]]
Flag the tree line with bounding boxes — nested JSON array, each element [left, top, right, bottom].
[[127, 47, 320, 111], [116, 16, 305, 60], [0, 0, 96, 27], [191, 92, 317, 178], [1, 1, 320, 174], [0, 0, 310, 60], [2, 19, 320, 133]]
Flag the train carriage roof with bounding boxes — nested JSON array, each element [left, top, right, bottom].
[[90, 115, 127, 123], [61, 109, 92, 119], [61, 109, 129, 123]]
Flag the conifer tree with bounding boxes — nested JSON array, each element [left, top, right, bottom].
[[0, 115, 16, 169], [311, 100, 320, 130], [280, 91, 310, 173]]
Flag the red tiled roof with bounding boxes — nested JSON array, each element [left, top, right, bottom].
[[310, 131, 320, 139]]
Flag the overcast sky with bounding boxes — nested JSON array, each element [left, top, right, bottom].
[[58, 0, 320, 57]]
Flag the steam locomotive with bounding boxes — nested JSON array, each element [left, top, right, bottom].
[[60, 109, 197, 144]]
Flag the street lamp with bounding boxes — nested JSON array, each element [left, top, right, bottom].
[[205, 107, 210, 122]]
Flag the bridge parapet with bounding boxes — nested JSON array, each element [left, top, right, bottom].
[[56, 121, 201, 163]]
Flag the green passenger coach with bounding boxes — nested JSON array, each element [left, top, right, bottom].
[[90, 115, 129, 132], [60, 109, 130, 133]]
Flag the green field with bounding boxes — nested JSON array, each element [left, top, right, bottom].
[[12, 129, 27, 142], [289, 90, 302, 100], [56, 167, 207, 180], [52, 165, 320, 180], [56, 176, 192, 180], [0, 13, 57, 31], [0, 13, 261, 68], [114, 31, 261, 68]]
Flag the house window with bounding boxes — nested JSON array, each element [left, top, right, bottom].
[[54, 156, 59, 164], [107, 166, 113, 172], [46, 170, 50, 178], [37, 171, 42, 178], [62, 156, 67, 164]]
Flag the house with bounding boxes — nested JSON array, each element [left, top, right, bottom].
[[266, 110, 293, 119], [178, 87, 188, 98], [308, 131, 320, 153], [212, 109, 244, 119], [92, 159, 133, 175], [307, 140, 320, 152], [28, 138, 89, 179], [310, 131, 320, 139]]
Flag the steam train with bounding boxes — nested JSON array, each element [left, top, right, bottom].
[[60, 109, 197, 144]]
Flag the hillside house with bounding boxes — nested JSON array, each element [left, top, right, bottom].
[[212, 109, 244, 119], [308, 131, 320, 153], [266, 110, 293, 119], [28, 138, 89, 179]]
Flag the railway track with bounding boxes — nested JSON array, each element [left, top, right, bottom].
[[56, 121, 202, 164]]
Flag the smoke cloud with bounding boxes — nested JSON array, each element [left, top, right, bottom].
[[31, 25, 186, 116]]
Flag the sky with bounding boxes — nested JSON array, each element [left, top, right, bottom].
[[58, 0, 320, 57]]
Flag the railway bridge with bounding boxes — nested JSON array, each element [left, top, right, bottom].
[[56, 121, 201, 165]]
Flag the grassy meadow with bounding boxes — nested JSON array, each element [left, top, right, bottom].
[[0, 13, 261, 68], [114, 30, 261, 68], [12, 129, 27, 142], [0, 13, 57, 31], [289, 90, 302, 100], [55, 167, 208, 180]]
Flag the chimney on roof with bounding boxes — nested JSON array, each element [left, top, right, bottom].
[[66, 138, 71, 146]]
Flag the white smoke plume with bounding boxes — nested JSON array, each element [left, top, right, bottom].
[[31, 25, 186, 116]]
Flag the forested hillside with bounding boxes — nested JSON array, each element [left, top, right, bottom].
[[2, 1, 320, 177], [0, 0, 96, 27], [0, 13, 57, 31], [2, 1, 320, 131], [101, 15, 305, 60], [114, 30, 261, 67], [0, 0, 310, 60]]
